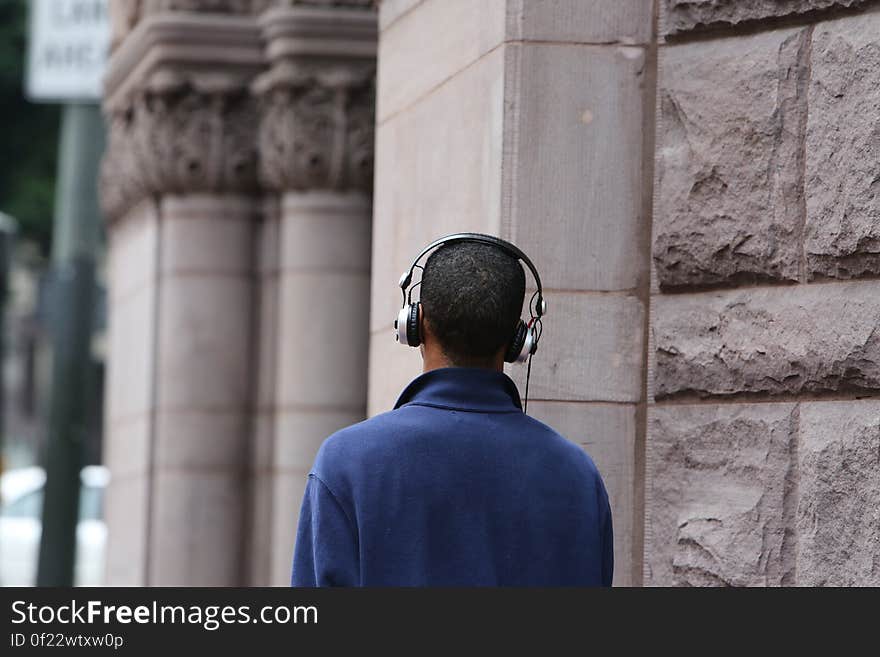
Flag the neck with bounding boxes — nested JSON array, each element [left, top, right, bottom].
[[421, 347, 452, 373], [421, 347, 504, 373]]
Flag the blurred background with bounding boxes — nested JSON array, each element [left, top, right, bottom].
[[1, 0, 107, 587], [1, 0, 878, 588]]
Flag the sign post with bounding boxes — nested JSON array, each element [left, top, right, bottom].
[[26, 0, 109, 587], [26, 0, 110, 102]]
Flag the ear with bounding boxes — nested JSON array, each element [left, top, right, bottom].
[[417, 303, 426, 341], [417, 304, 428, 356]]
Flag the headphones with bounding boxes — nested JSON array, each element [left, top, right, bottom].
[[394, 233, 547, 364]]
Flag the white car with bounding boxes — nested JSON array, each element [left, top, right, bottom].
[[0, 465, 108, 586]]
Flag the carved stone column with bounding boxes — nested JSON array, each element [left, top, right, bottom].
[[251, 2, 376, 584], [102, 0, 377, 586], [100, 8, 263, 585]]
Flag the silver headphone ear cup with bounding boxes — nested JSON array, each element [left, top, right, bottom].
[[515, 325, 535, 363], [407, 301, 421, 347], [396, 306, 411, 345], [504, 320, 527, 363]]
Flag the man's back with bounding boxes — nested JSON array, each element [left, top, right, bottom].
[[292, 368, 613, 586]]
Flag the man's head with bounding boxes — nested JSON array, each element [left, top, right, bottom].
[[419, 241, 526, 369]]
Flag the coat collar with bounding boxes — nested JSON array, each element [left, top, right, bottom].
[[394, 367, 523, 413]]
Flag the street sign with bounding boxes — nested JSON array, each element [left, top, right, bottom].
[[26, 0, 110, 102]]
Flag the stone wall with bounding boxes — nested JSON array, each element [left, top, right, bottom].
[[100, 0, 880, 586], [646, 0, 880, 585]]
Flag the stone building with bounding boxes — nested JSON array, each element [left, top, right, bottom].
[[100, 0, 879, 586]]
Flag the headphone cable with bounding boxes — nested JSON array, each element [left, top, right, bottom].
[[523, 352, 533, 414], [522, 316, 542, 414]]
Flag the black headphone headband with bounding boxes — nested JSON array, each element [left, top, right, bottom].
[[399, 233, 545, 317]]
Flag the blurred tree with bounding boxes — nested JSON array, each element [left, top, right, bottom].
[[0, 0, 59, 255]]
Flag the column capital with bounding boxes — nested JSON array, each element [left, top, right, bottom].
[[100, 1, 378, 222], [253, 4, 377, 192], [101, 73, 261, 223], [253, 60, 375, 193], [100, 12, 264, 223]]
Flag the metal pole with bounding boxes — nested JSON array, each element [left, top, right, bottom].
[[0, 214, 15, 469], [0, 213, 16, 587], [36, 103, 103, 586]]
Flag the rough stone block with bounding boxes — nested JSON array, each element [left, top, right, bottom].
[[805, 12, 880, 280], [513, 0, 653, 45], [509, 43, 648, 291], [527, 401, 637, 586], [646, 403, 797, 586], [377, 0, 506, 121], [654, 281, 880, 399], [661, 0, 867, 36], [653, 28, 810, 288], [797, 402, 880, 586], [509, 292, 645, 402]]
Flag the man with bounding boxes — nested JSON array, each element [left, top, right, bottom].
[[291, 236, 613, 586]]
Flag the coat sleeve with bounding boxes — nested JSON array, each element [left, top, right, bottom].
[[291, 474, 360, 587]]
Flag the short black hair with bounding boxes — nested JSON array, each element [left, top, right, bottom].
[[420, 241, 526, 364]]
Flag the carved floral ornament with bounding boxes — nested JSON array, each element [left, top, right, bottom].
[[253, 59, 375, 192], [100, 69, 260, 222], [100, 61, 375, 221], [100, 2, 377, 223]]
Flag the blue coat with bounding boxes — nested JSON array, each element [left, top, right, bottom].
[[291, 367, 613, 586]]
